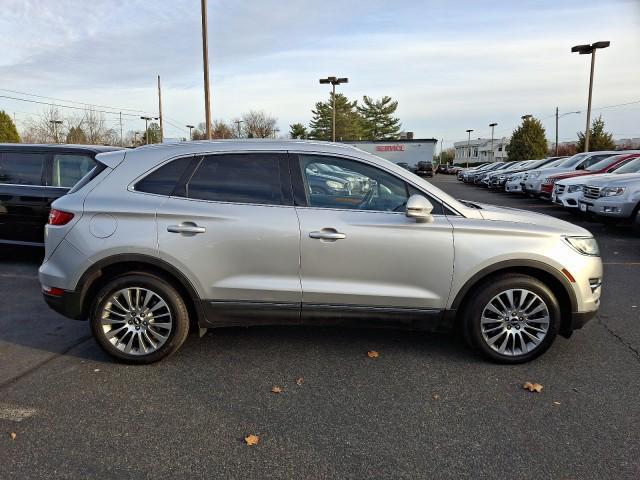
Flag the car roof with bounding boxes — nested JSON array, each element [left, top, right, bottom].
[[0, 143, 123, 153]]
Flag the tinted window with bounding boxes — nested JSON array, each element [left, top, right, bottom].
[[136, 157, 192, 196], [615, 157, 640, 174], [52, 154, 95, 187], [0, 151, 46, 185], [299, 154, 444, 214], [184, 153, 283, 205], [581, 154, 614, 169]]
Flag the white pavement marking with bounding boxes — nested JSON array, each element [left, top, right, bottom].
[[0, 403, 37, 422]]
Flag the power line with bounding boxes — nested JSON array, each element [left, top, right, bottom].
[[0, 94, 149, 117]]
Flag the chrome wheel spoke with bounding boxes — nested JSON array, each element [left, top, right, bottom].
[[480, 288, 550, 357], [100, 287, 173, 356]]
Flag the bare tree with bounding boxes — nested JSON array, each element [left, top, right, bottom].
[[21, 106, 64, 143], [242, 110, 278, 138]]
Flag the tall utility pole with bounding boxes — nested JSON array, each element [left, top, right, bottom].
[[440, 138, 443, 164], [465, 129, 473, 168], [319, 76, 348, 142], [489, 123, 497, 162], [201, 0, 212, 139], [234, 119, 243, 138], [571, 41, 610, 152], [119, 112, 123, 147], [157, 75, 164, 143], [186, 124, 195, 140], [554, 108, 580, 155]]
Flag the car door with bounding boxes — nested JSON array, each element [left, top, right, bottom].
[[0, 150, 47, 245], [292, 153, 455, 313], [154, 152, 302, 326]]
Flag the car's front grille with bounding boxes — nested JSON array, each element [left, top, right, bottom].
[[555, 184, 565, 195], [583, 186, 601, 199]]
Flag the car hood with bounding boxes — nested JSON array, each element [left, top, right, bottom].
[[583, 172, 640, 187], [469, 202, 590, 235], [536, 167, 575, 177], [558, 172, 620, 185]]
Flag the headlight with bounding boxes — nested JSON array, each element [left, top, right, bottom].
[[529, 172, 541, 179], [601, 187, 626, 197], [326, 180, 346, 189], [564, 236, 600, 256], [567, 184, 582, 193]]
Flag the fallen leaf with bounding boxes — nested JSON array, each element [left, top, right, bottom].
[[295, 377, 304, 386], [367, 350, 380, 358], [271, 386, 283, 394], [244, 434, 260, 446], [523, 382, 543, 393], [10, 432, 16, 440], [94, 369, 100, 372], [432, 393, 440, 400], [553, 401, 561, 405]]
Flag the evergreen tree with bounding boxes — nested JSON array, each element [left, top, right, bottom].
[[66, 126, 87, 144], [506, 116, 548, 161], [289, 123, 308, 139], [357, 95, 401, 140], [0, 110, 20, 143], [576, 116, 615, 152], [308, 93, 362, 141]]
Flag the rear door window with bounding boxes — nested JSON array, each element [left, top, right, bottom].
[[0, 151, 46, 185], [51, 154, 96, 188], [183, 153, 284, 205]]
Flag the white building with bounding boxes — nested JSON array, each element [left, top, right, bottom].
[[453, 137, 509, 164]]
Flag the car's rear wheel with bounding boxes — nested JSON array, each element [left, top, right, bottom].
[[90, 273, 190, 364], [463, 274, 560, 363]]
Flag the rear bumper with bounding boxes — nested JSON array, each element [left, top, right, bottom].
[[42, 289, 84, 320]]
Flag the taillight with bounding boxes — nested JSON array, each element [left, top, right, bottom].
[[43, 285, 65, 296], [48, 209, 74, 226]]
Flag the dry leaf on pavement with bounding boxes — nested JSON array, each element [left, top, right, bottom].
[[10, 432, 17, 440], [295, 377, 304, 386], [553, 401, 561, 405], [432, 393, 440, 400], [523, 382, 543, 393], [244, 434, 260, 446], [271, 386, 283, 394], [367, 350, 380, 358]]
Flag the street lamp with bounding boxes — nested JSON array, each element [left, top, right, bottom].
[[489, 123, 497, 162], [234, 119, 244, 138], [554, 109, 580, 155], [186, 124, 195, 141], [200, 0, 212, 139], [571, 41, 610, 152], [140, 116, 158, 144], [465, 129, 474, 168], [319, 76, 348, 142], [49, 120, 63, 143]]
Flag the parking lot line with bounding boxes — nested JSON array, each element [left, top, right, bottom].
[[0, 403, 37, 422]]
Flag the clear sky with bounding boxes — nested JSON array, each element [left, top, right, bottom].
[[1, 0, 639, 147]]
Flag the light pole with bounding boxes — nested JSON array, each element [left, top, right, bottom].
[[186, 124, 195, 141], [489, 123, 497, 162], [571, 41, 610, 152], [140, 116, 158, 144], [200, 0, 212, 139], [554, 108, 580, 155], [49, 120, 63, 143], [319, 76, 348, 142], [465, 129, 473, 167], [234, 119, 243, 138]]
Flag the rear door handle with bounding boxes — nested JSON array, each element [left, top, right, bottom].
[[309, 229, 346, 240], [167, 223, 206, 234]]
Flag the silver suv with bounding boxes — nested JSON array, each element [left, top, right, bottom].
[[39, 141, 602, 364]]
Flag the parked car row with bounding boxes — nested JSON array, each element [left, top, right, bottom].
[[456, 151, 640, 234]]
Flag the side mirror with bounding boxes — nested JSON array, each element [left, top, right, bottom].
[[405, 194, 434, 223]]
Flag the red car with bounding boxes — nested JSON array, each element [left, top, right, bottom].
[[541, 152, 640, 196]]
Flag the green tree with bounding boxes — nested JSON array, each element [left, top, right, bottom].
[[576, 115, 615, 152], [66, 126, 87, 144], [357, 95, 401, 140], [142, 122, 161, 144], [308, 93, 362, 141], [435, 148, 455, 164], [289, 123, 308, 139], [0, 110, 20, 143], [506, 116, 548, 161]]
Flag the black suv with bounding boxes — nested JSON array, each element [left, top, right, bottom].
[[416, 161, 434, 177], [0, 144, 121, 246]]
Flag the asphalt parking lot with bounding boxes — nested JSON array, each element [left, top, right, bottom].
[[1, 174, 639, 479]]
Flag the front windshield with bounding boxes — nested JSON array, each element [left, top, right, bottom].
[[556, 153, 587, 168], [541, 158, 565, 169], [586, 155, 626, 172], [614, 157, 640, 174]]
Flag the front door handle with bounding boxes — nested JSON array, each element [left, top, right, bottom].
[[309, 229, 346, 240], [167, 223, 206, 234]]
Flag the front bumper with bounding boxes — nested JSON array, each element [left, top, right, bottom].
[[553, 190, 581, 208], [578, 197, 635, 218], [505, 181, 523, 192]]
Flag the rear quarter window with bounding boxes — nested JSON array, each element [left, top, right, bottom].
[[135, 157, 193, 196]]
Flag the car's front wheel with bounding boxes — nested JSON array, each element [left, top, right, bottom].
[[463, 274, 560, 363], [90, 273, 190, 364]]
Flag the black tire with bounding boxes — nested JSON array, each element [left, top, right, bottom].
[[632, 206, 640, 237], [463, 274, 560, 364], [90, 273, 190, 364]]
